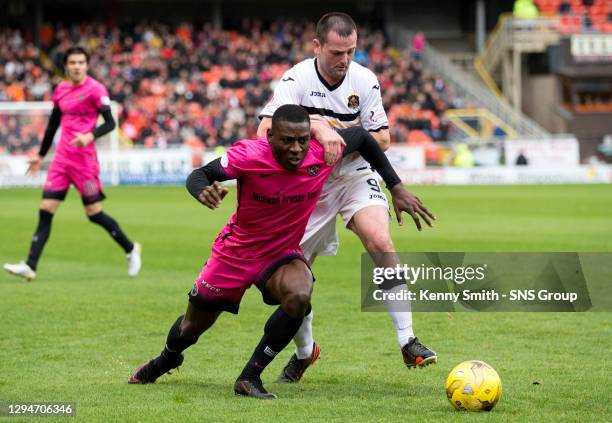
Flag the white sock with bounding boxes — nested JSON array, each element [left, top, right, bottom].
[[383, 284, 414, 348], [294, 310, 314, 359]]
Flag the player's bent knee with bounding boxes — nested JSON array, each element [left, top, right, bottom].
[[281, 291, 312, 318], [40, 199, 60, 214], [364, 232, 395, 254], [84, 202, 103, 216], [265, 258, 313, 313]]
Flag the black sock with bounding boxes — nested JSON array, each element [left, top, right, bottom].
[[239, 306, 305, 380], [88, 212, 134, 253], [161, 315, 199, 360], [26, 209, 54, 271]]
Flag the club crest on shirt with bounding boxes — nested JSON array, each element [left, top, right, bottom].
[[347, 93, 360, 109], [308, 164, 321, 176]]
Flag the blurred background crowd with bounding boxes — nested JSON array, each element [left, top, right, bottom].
[[0, 19, 464, 154]]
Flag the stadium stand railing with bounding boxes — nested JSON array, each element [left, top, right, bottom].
[[422, 44, 550, 138], [475, 13, 562, 109], [476, 0, 612, 110]]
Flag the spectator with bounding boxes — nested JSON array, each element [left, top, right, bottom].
[[514, 0, 539, 19], [1, 20, 464, 153], [453, 143, 475, 167], [515, 150, 529, 165], [410, 32, 426, 58], [559, 1, 571, 14]]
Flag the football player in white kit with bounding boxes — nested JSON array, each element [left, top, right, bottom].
[[257, 12, 437, 383]]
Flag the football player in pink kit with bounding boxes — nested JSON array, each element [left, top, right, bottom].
[[3, 47, 141, 281], [128, 105, 434, 399]]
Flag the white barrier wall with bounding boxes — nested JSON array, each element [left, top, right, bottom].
[[1, 145, 610, 188], [98, 147, 193, 185], [0, 147, 193, 188], [385, 145, 426, 170], [504, 138, 580, 167], [0, 155, 44, 187], [398, 166, 612, 185]]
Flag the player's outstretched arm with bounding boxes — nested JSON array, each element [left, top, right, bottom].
[[186, 159, 230, 209], [28, 106, 62, 176], [388, 185, 435, 230], [26, 156, 43, 177], [338, 126, 435, 230]]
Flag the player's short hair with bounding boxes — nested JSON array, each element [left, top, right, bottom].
[[64, 46, 90, 64], [316, 12, 357, 44], [271, 105, 310, 131]]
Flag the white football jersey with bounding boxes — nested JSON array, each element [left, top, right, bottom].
[[260, 58, 389, 177]]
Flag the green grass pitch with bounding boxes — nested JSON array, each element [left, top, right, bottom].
[[1, 184, 611, 422]]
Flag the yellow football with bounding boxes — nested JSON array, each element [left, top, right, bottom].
[[445, 360, 502, 411]]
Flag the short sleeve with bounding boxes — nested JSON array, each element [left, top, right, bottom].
[[259, 68, 303, 118], [219, 140, 254, 178], [52, 86, 60, 108], [92, 82, 112, 111], [359, 73, 389, 131]]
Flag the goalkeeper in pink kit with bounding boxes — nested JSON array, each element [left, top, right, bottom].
[[3, 47, 141, 281], [128, 105, 434, 399]]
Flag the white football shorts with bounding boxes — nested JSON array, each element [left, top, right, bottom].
[[300, 168, 390, 260]]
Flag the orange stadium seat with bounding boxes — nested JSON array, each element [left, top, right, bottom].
[[558, 14, 583, 32], [537, 0, 612, 25], [0, 21, 462, 150]]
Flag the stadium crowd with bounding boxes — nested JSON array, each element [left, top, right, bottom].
[[532, 0, 612, 32], [1, 20, 464, 154], [0, 29, 54, 154]]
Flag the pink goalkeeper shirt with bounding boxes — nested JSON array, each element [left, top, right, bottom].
[[52, 76, 110, 164]]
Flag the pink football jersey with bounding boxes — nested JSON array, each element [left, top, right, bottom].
[[52, 76, 110, 164], [214, 138, 340, 258]]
